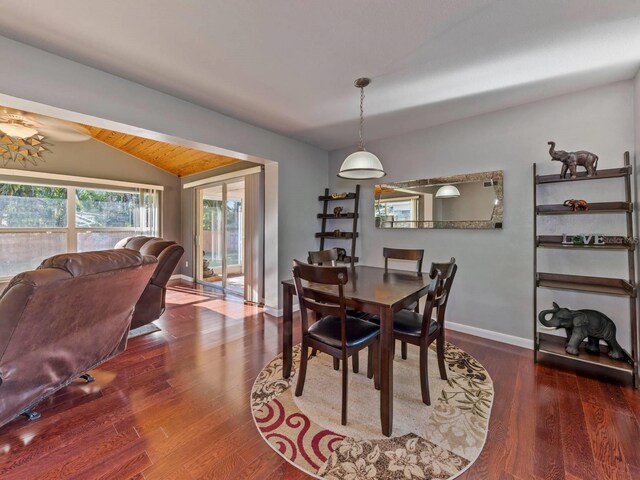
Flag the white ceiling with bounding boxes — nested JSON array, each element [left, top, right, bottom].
[[1, 1, 640, 151]]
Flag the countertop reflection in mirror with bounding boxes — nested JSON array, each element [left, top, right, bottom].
[[375, 170, 503, 229]]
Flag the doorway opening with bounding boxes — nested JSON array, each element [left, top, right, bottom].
[[195, 170, 263, 302]]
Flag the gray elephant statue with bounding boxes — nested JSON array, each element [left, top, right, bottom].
[[538, 302, 625, 360], [548, 141, 598, 179]]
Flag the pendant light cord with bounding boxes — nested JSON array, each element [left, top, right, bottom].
[[359, 86, 365, 151]]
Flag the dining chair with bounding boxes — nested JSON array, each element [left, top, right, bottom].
[[382, 247, 425, 360], [392, 257, 457, 405], [292, 260, 380, 425], [308, 248, 368, 374], [308, 248, 338, 266]]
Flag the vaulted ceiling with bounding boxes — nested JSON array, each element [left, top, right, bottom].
[[1, 1, 640, 150], [83, 125, 240, 177]]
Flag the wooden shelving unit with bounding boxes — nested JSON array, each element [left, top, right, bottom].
[[533, 152, 639, 387], [317, 185, 360, 265]]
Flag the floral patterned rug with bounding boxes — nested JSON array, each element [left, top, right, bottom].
[[251, 342, 493, 479]]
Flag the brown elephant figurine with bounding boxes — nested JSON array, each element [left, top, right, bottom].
[[563, 199, 589, 211], [548, 141, 598, 179]]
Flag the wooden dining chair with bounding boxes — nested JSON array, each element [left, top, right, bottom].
[[392, 257, 457, 405], [428, 258, 457, 381], [292, 260, 380, 425], [308, 248, 338, 266], [382, 247, 425, 360], [308, 248, 368, 373]]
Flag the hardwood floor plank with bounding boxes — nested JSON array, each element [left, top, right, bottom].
[[0, 280, 638, 479], [556, 372, 598, 479], [533, 368, 565, 479], [582, 402, 630, 478]]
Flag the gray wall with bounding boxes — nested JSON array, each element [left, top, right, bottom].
[[330, 81, 636, 346], [0, 35, 329, 310], [0, 139, 182, 241]]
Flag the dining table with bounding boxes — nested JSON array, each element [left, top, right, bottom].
[[281, 264, 432, 437]]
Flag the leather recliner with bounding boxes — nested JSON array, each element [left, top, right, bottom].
[[0, 249, 157, 428], [114, 236, 184, 329]]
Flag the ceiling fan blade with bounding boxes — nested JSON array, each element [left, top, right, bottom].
[[37, 124, 92, 142]]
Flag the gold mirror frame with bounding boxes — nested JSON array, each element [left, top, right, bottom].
[[375, 170, 503, 229]]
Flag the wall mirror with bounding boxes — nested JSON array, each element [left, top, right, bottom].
[[375, 170, 503, 229]]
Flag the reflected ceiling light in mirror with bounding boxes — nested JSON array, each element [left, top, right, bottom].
[[338, 78, 386, 180], [435, 185, 460, 198]]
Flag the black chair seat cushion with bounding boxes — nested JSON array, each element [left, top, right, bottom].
[[308, 315, 380, 349], [346, 308, 369, 319], [368, 310, 439, 338]]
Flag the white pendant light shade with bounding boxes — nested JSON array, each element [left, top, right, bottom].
[[435, 185, 460, 198], [338, 77, 386, 180], [338, 150, 386, 179], [0, 122, 38, 139]]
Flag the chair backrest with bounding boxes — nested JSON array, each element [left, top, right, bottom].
[[0, 249, 157, 428], [115, 236, 184, 287], [292, 259, 349, 348], [383, 247, 424, 273], [421, 269, 447, 335], [429, 257, 457, 327], [308, 248, 338, 266]]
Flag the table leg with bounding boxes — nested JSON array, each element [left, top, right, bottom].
[[282, 284, 293, 379], [380, 306, 394, 436]]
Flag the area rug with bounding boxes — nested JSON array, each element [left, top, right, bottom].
[[251, 343, 493, 479], [128, 322, 161, 339]]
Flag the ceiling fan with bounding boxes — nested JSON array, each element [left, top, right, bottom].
[[0, 108, 91, 142]]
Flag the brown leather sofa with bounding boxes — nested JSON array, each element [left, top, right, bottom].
[[0, 249, 157, 428], [114, 236, 184, 329]]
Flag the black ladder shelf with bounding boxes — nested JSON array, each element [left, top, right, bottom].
[[316, 185, 360, 265]]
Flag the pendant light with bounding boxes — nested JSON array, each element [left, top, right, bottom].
[[435, 185, 460, 198], [338, 78, 386, 179]]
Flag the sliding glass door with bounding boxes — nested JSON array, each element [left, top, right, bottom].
[[196, 179, 245, 295]]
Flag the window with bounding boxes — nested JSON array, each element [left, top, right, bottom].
[[0, 181, 160, 278], [375, 197, 418, 228]]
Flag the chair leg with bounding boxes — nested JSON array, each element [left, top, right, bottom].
[[295, 344, 309, 397], [373, 339, 380, 390], [341, 354, 349, 425], [419, 342, 431, 405], [401, 341, 408, 360], [311, 348, 318, 357], [333, 357, 340, 371], [367, 345, 374, 379], [437, 332, 448, 381], [352, 352, 359, 374]]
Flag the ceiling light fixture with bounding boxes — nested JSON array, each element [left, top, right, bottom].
[[435, 185, 460, 199], [338, 78, 386, 180], [0, 120, 38, 139], [0, 134, 51, 168]]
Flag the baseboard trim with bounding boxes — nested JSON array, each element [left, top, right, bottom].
[[170, 274, 194, 282], [447, 321, 533, 350], [264, 304, 300, 318], [257, 308, 532, 350]]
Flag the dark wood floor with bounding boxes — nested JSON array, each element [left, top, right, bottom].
[[1, 281, 639, 479]]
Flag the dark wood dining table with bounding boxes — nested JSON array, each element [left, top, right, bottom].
[[281, 265, 432, 437]]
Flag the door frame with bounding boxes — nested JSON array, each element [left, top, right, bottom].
[[195, 181, 228, 292]]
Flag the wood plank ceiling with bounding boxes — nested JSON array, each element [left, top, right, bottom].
[[83, 125, 240, 177]]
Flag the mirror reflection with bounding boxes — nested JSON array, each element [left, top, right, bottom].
[[375, 170, 503, 229]]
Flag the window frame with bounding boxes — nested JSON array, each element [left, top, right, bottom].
[[0, 175, 163, 281]]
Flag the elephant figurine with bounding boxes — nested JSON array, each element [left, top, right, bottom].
[[548, 141, 598, 179], [538, 302, 625, 360]]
